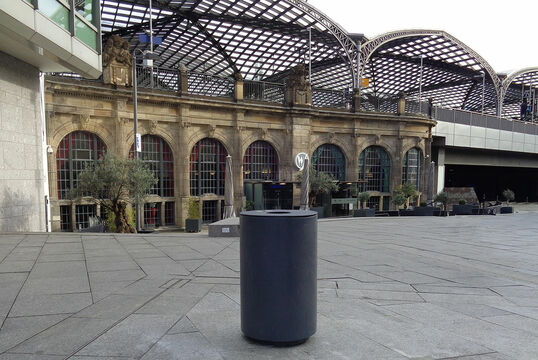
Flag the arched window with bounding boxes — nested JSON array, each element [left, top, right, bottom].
[[402, 148, 422, 188], [56, 131, 106, 199], [358, 146, 390, 192], [311, 144, 346, 181], [129, 135, 174, 197], [243, 141, 279, 181], [190, 138, 227, 196]]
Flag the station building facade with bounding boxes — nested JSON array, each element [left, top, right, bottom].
[[44, 73, 434, 231]]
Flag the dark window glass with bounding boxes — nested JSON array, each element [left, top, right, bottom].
[[358, 146, 391, 192], [190, 138, 227, 196], [312, 144, 346, 181], [402, 148, 422, 188], [130, 135, 174, 197], [56, 131, 106, 199], [60, 205, 72, 232], [243, 141, 279, 181], [165, 202, 175, 226], [144, 202, 161, 227], [75, 204, 96, 230], [202, 200, 218, 224]]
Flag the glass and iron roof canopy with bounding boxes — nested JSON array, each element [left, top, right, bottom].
[[100, 1, 536, 116]]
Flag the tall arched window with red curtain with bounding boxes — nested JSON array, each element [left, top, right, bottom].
[[190, 138, 227, 196], [129, 135, 174, 197], [243, 141, 279, 181], [56, 131, 107, 199]]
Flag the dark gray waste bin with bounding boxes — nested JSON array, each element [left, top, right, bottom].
[[240, 210, 317, 345]]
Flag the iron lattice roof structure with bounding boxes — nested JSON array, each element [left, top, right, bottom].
[[99, 1, 537, 116], [101, 0, 357, 90]]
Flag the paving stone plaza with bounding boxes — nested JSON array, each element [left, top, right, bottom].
[[1, 211, 538, 359]]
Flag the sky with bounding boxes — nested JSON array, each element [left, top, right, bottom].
[[308, 0, 538, 74]]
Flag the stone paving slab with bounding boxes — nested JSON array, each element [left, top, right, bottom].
[[1, 213, 538, 359]]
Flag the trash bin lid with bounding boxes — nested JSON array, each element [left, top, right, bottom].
[[240, 210, 317, 217]]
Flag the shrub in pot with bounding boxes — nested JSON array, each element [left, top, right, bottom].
[[392, 190, 408, 215], [501, 189, 515, 214], [434, 192, 449, 216], [354, 192, 375, 217], [185, 198, 202, 233]]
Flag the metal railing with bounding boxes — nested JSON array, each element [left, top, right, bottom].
[[433, 107, 538, 135], [136, 65, 179, 91], [188, 72, 234, 97], [312, 88, 350, 109], [244, 80, 285, 104]]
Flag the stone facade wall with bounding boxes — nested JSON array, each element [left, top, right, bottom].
[[0, 52, 46, 232], [44, 77, 435, 231]]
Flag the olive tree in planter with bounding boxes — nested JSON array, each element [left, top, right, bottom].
[[354, 192, 375, 217], [434, 192, 449, 216], [296, 166, 339, 218], [501, 189, 515, 214], [185, 198, 202, 232], [392, 191, 408, 215], [69, 154, 157, 233]]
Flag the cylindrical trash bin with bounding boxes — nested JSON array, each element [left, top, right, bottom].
[[240, 210, 317, 345]]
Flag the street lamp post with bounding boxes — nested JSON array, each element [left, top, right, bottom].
[[132, 49, 160, 232]]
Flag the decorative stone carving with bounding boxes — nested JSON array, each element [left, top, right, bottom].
[[149, 120, 158, 134], [328, 132, 335, 141], [103, 35, 133, 87], [374, 134, 382, 144], [285, 64, 312, 106], [75, 114, 90, 128], [208, 124, 216, 138], [260, 128, 268, 140]]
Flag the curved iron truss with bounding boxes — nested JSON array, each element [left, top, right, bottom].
[[99, 1, 536, 117], [101, 0, 356, 89], [501, 68, 538, 118], [359, 30, 501, 114]]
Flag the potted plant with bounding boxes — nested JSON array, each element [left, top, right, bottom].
[[501, 189, 515, 214], [414, 200, 436, 216], [393, 183, 417, 215], [296, 166, 339, 219], [434, 192, 449, 216], [452, 198, 479, 215], [392, 190, 408, 215], [354, 192, 375, 217], [185, 197, 202, 232]]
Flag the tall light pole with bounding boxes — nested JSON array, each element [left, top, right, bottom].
[[418, 55, 424, 113], [481, 71, 485, 114], [132, 49, 160, 232]]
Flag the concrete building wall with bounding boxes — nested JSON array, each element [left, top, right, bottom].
[[0, 51, 46, 232]]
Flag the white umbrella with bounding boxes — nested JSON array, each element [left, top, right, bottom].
[[428, 161, 435, 205], [223, 155, 235, 218], [299, 158, 310, 210]]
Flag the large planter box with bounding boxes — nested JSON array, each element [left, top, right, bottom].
[[453, 204, 479, 215], [399, 209, 415, 216], [185, 219, 202, 233], [353, 208, 375, 217], [310, 207, 324, 219], [414, 207, 436, 216], [500, 206, 513, 214]]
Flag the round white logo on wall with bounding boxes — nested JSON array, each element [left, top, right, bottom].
[[295, 152, 309, 171]]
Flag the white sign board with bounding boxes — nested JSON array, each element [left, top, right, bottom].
[[135, 133, 142, 152], [295, 152, 309, 170]]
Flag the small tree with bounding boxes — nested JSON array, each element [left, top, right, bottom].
[[434, 192, 449, 213], [296, 166, 339, 207], [358, 192, 371, 209], [502, 189, 515, 205], [69, 154, 158, 233], [187, 197, 201, 219], [392, 191, 407, 210]]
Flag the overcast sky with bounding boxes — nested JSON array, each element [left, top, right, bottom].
[[308, 0, 537, 74]]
